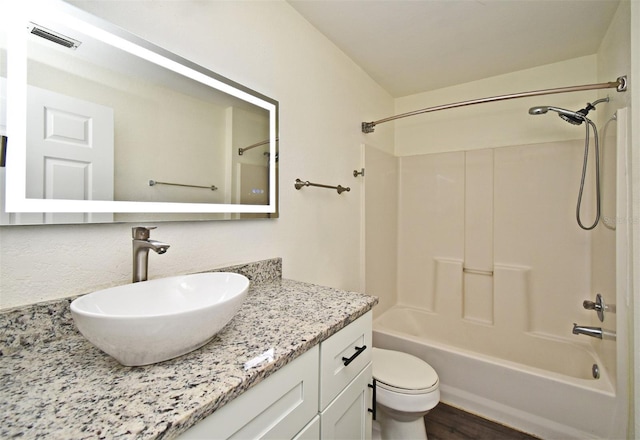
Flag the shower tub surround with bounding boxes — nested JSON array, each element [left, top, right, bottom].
[[364, 129, 626, 439], [0, 258, 377, 439], [374, 306, 618, 439]]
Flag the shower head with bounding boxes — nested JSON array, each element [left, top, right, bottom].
[[528, 106, 550, 115], [528, 97, 609, 126], [528, 105, 585, 121]]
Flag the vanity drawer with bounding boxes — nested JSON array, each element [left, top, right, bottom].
[[319, 311, 372, 410], [179, 346, 319, 440]]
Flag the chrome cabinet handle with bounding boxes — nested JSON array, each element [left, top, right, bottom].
[[342, 345, 367, 366]]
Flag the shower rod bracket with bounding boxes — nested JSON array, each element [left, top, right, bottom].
[[361, 76, 629, 133], [616, 75, 627, 92], [362, 122, 375, 134]]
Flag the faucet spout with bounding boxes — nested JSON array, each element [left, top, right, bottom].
[[144, 239, 171, 254], [132, 227, 170, 283], [572, 323, 603, 339]]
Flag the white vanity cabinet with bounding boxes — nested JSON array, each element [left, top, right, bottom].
[[178, 311, 373, 440]]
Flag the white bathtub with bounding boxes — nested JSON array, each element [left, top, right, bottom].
[[373, 305, 620, 439]]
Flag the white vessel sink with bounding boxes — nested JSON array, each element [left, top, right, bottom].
[[70, 272, 250, 366]]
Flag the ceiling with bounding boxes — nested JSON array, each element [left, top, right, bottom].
[[288, 0, 620, 98]]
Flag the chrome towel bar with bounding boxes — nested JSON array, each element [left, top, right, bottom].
[[295, 178, 350, 194], [149, 179, 218, 191]]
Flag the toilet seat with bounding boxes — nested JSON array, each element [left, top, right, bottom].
[[372, 348, 439, 395]]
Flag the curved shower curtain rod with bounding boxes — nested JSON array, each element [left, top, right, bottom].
[[361, 75, 627, 133]]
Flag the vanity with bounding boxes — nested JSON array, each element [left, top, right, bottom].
[[0, 258, 377, 439]]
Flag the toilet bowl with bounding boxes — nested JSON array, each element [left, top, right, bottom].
[[372, 347, 440, 440]]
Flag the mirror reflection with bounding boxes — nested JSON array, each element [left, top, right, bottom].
[[0, 1, 278, 225]]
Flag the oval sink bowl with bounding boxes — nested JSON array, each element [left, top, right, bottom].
[[71, 272, 249, 366]]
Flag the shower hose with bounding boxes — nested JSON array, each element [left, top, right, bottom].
[[576, 119, 600, 230]]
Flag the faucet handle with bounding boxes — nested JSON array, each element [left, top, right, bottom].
[[132, 226, 157, 240], [582, 300, 600, 310], [582, 293, 605, 322]]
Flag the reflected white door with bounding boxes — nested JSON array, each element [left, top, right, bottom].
[[22, 85, 114, 224]]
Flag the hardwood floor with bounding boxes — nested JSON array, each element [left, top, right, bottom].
[[424, 403, 541, 440]]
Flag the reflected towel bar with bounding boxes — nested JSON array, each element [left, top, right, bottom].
[[149, 179, 218, 191], [295, 178, 350, 194]]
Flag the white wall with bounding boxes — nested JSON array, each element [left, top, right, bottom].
[[0, 0, 394, 309]]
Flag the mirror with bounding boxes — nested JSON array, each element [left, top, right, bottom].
[[0, 0, 278, 224]]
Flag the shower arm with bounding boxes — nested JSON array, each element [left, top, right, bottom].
[[590, 97, 610, 107], [362, 76, 627, 133]]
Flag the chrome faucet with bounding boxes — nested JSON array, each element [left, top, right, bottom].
[[572, 324, 602, 339], [572, 323, 616, 340], [132, 226, 170, 283]]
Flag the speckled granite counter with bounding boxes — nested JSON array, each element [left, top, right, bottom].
[[0, 259, 377, 439]]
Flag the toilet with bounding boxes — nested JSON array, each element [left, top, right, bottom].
[[372, 347, 440, 440]]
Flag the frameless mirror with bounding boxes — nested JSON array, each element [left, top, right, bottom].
[[0, 0, 278, 224]]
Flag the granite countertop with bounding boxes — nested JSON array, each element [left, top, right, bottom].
[[0, 259, 377, 439]]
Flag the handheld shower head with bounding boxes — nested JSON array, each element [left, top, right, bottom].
[[528, 97, 609, 126], [528, 106, 549, 115], [527, 97, 608, 231], [528, 105, 585, 121]]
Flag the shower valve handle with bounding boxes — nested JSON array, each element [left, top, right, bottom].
[[582, 300, 602, 311], [583, 293, 605, 322]]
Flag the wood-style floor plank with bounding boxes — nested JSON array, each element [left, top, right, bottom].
[[424, 403, 541, 440]]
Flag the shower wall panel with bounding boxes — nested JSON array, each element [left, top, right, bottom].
[[397, 140, 593, 341], [494, 140, 592, 338], [464, 149, 494, 324], [397, 152, 464, 312], [363, 144, 398, 316]]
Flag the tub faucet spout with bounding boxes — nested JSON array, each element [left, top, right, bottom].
[[132, 226, 170, 283], [572, 323, 602, 339]]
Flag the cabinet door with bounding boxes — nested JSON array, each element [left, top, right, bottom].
[[179, 346, 319, 439], [320, 363, 372, 440], [294, 416, 320, 440]]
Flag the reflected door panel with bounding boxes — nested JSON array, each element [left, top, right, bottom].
[[26, 85, 114, 223]]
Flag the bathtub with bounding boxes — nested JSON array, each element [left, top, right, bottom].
[[373, 305, 621, 439]]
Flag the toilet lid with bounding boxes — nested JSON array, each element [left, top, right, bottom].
[[372, 348, 439, 392]]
